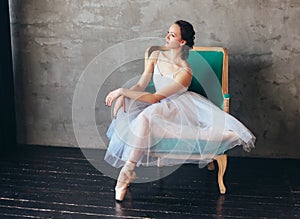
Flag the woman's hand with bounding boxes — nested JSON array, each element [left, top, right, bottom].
[[105, 88, 123, 107], [113, 96, 126, 118]]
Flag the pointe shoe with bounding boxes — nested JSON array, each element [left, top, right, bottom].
[[115, 162, 136, 202], [127, 171, 136, 187], [115, 185, 128, 202]]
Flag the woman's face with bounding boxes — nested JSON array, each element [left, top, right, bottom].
[[165, 23, 185, 48]]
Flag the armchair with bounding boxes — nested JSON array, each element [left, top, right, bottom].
[[146, 46, 230, 194]]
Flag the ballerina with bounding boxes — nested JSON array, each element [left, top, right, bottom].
[[105, 20, 255, 202]]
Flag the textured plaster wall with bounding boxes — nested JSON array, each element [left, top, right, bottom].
[[9, 0, 300, 158]]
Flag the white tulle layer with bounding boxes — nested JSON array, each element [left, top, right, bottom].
[[104, 91, 255, 168]]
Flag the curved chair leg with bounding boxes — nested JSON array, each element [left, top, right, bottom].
[[215, 154, 227, 194]]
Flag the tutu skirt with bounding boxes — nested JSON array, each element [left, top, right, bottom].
[[104, 91, 255, 168]]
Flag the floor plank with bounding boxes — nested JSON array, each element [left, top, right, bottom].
[[0, 145, 299, 218]]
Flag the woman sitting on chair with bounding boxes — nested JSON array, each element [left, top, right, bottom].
[[105, 20, 255, 202]]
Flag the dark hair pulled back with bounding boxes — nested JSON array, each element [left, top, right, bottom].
[[175, 20, 195, 59]]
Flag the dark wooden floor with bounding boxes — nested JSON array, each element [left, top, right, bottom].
[[0, 145, 299, 219]]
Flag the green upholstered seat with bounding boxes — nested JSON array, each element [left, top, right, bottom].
[[150, 138, 230, 156]]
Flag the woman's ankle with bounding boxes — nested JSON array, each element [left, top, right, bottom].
[[125, 160, 136, 171]]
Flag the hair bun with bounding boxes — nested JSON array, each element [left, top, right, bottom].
[[175, 20, 195, 50]]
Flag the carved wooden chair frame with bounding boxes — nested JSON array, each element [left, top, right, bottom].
[[145, 46, 229, 194]]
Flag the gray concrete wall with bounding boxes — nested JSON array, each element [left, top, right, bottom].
[[9, 0, 300, 158]]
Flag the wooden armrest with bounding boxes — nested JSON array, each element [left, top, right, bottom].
[[223, 97, 230, 113]]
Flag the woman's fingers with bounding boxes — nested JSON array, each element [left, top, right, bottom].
[[113, 101, 120, 117], [105, 89, 121, 107], [105, 94, 111, 106], [122, 97, 126, 112], [113, 97, 126, 118], [105, 92, 115, 106]]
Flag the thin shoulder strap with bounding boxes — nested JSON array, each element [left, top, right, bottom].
[[172, 66, 192, 78], [154, 50, 161, 66]]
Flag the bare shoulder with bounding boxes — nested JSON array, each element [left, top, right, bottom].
[[174, 59, 192, 87], [146, 49, 160, 65], [149, 50, 160, 58], [145, 46, 161, 58], [180, 60, 192, 74]]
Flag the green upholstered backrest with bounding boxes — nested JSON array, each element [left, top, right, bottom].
[[187, 50, 224, 108], [187, 50, 223, 96], [145, 48, 227, 109]]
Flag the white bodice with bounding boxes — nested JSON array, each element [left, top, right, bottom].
[[152, 63, 188, 94]]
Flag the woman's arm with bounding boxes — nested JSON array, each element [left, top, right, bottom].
[[105, 68, 192, 106], [108, 49, 159, 116], [126, 49, 159, 92]]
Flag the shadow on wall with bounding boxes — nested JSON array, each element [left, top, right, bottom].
[[228, 50, 300, 158]]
